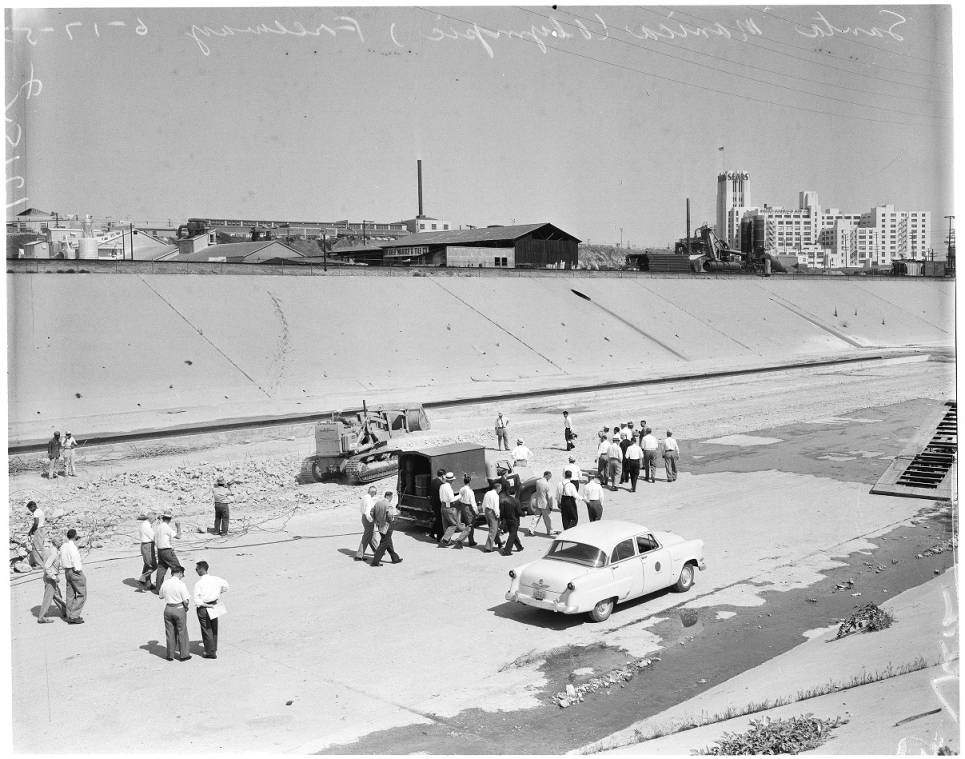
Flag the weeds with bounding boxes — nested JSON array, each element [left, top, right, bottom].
[[835, 603, 894, 639], [699, 713, 848, 755]]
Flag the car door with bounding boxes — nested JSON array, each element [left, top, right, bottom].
[[637, 533, 672, 595], [609, 538, 643, 600]]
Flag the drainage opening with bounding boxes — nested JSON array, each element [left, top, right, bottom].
[[896, 402, 957, 489]]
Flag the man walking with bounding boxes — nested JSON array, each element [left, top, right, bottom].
[[663, 431, 680, 482], [559, 470, 581, 530], [44, 431, 62, 479], [625, 435, 643, 492], [583, 474, 605, 522], [212, 475, 234, 536], [438, 472, 460, 546], [494, 412, 510, 451], [527, 471, 555, 537], [563, 411, 576, 451], [511, 439, 532, 467], [61, 431, 78, 476], [619, 428, 632, 484], [137, 511, 158, 591], [499, 487, 524, 556], [155, 510, 181, 593], [596, 435, 609, 482], [450, 474, 478, 548], [482, 481, 503, 553], [38, 535, 67, 622], [59, 529, 86, 624], [158, 566, 192, 661], [370, 491, 403, 567], [606, 436, 623, 490], [356, 486, 379, 561], [641, 427, 659, 483], [25, 501, 47, 568], [193, 561, 229, 659], [428, 468, 446, 543]]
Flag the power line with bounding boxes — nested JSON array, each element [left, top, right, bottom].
[[414, 8, 946, 130]]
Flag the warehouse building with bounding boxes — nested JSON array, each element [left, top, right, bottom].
[[333, 223, 579, 268]]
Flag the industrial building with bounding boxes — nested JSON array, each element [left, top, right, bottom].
[[332, 223, 580, 268]]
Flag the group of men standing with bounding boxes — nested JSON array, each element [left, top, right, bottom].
[[42, 430, 78, 478], [597, 421, 680, 491]]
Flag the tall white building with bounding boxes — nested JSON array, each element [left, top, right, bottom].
[[716, 170, 750, 248]]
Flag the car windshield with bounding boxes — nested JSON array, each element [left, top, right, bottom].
[[545, 540, 607, 568]]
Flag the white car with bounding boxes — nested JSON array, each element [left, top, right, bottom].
[[505, 520, 706, 622]]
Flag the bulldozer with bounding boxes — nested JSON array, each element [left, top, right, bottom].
[[307, 402, 430, 484]]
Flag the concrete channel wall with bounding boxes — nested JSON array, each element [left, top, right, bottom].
[[6, 272, 954, 445]]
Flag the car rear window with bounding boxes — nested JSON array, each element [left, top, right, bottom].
[[546, 540, 606, 568]]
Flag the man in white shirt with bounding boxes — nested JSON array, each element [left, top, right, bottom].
[[583, 475, 605, 521], [566, 455, 582, 484], [527, 471, 555, 537], [154, 510, 182, 593], [625, 436, 644, 492], [559, 470, 581, 530], [194, 560, 229, 659], [59, 529, 86, 624], [596, 437, 610, 482], [563, 410, 576, 451], [158, 565, 192, 661], [137, 511, 158, 591], [61, 431, 78, 476], [212, 475, 234, 536], [619, 424, 630, 440], [641, 427, 659, 483], [38, 535, 66, 622], [449, 474, 479, 548], [512, 439, 532, 466], [494, 413, 510, 451], [438, 472, 460, 546], [481, 482, 503, 553], [25, 500, 46, 568], [663, 431, 680, 482], [356, 486, 380, 561], [606, 437, 623, 490]]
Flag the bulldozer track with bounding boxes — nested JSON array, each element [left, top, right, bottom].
[[344, 455, 400, 485]]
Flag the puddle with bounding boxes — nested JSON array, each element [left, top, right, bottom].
[[703, 434, 782, 447]]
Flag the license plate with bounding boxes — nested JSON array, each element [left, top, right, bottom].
[[533, 589, 546, 601]]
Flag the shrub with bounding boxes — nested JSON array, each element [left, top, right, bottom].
[[702, 714, 848, 755]]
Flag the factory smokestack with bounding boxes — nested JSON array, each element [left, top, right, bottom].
[[417, 160, 423, 218]]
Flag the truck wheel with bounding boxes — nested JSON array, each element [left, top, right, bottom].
[[673, 563, 695, 592], [588, 597, 615, 622], [311, 461, 325, 482]]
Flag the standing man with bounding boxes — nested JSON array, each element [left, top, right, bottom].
[[663, 431, 680, 482], [451, 474, 479, 548], [370, 491, 403, 567], [59, 529, 86, 625], [158, 566, 192, 661], [212, 475, 234, 536], [482, 481, 503, 553], [498, 487, 524, 556], [193, 560, 229, 659], [38, 534, 67, 622], [606, 436, 623, 490], [44, 431, 62, 479], [429, 468, 446, 543], [155, 510, 182, 593], [356, 486, 380, 561], [137, 511, 158, 591], [61, 431, 78, 476], [596, 435, 610, 482], [563, 411, 576, 451], [511, 439, 532, 467], [625, 435, 643, 492], [25, 501, 47, 568], [527, 471, 555, 537], [567, 455, 582, 483], [641, 427, 659, 483], [583, 474, 605, 522], [559, 470, 581, 531], [438, 472, 460, 546], [494, 412, 510, 451], [619, 428, 632, 484]]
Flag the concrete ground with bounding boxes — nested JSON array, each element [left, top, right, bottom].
[[8, 354, 956, 753]]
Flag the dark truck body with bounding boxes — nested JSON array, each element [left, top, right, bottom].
[[395, 443, 539, 530]]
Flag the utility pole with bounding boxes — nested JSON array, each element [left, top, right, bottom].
[[322, 232, 328, 272], [619, 227, 623, 248]]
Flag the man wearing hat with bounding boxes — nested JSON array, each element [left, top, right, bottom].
[[158, 565, 192, 661], [59, 529, 86, 624], [494, 412, 510, 451], [25, 500, 47, 568], [641, 427, 659, 483], [438, 472, 461, 546], [154, 509, 182, 593], [44, 431, 61, 479], [194, 560, 230, 658], [370, 491, 403, 567], [512, 439, 532, 467], [61, 431, 78, 476], [38, 534, 67, 622], [212, 474, 234, 536], [606, 436, 623, 490], [662, 431, 680, 482], [137, 511, 157, 591], [566, 455, 582, 484]]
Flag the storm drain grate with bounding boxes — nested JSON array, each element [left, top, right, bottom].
[[895, 403, 957, 489]]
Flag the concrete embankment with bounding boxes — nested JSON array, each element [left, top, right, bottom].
[[6, 272, 953, 445]]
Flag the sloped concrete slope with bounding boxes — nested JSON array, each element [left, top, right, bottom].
[[6, 274, 953, 443]]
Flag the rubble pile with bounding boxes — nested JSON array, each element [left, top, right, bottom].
[[917, 536, 957, 558], [835, 602, 895, 639], [552, 658, 658, 708]]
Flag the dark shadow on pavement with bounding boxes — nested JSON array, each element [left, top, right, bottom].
[[488, 601, 589, 630], [121, 577, 143, 589], [140, 639, 170, 659]]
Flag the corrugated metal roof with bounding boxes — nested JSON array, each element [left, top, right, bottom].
[[167, 241, 302, 262], [377, 223, 579, 248]]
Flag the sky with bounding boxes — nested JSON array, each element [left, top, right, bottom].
[[4, 4, 955, 251]]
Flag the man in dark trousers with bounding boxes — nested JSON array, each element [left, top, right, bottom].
[[559, 470, 581, 530], [44, 431, 62, 478], [370, 492, 403, 567], [212, 475, 234, 536], [193, 560, 229, 659], [428, 468, 445, 543], [619, 428, 632, 484], [563, 411, 576, 451], [499, 487, 524, 556]]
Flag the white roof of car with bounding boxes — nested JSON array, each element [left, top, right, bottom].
[[558, 520, 650, 549]]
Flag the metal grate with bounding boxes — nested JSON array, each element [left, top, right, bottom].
[[895, 403, 957, 489]]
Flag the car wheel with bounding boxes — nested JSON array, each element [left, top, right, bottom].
[[673, 563, 695, 592], [588, 597, 615, 622], [311, 460, 325, 482]]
